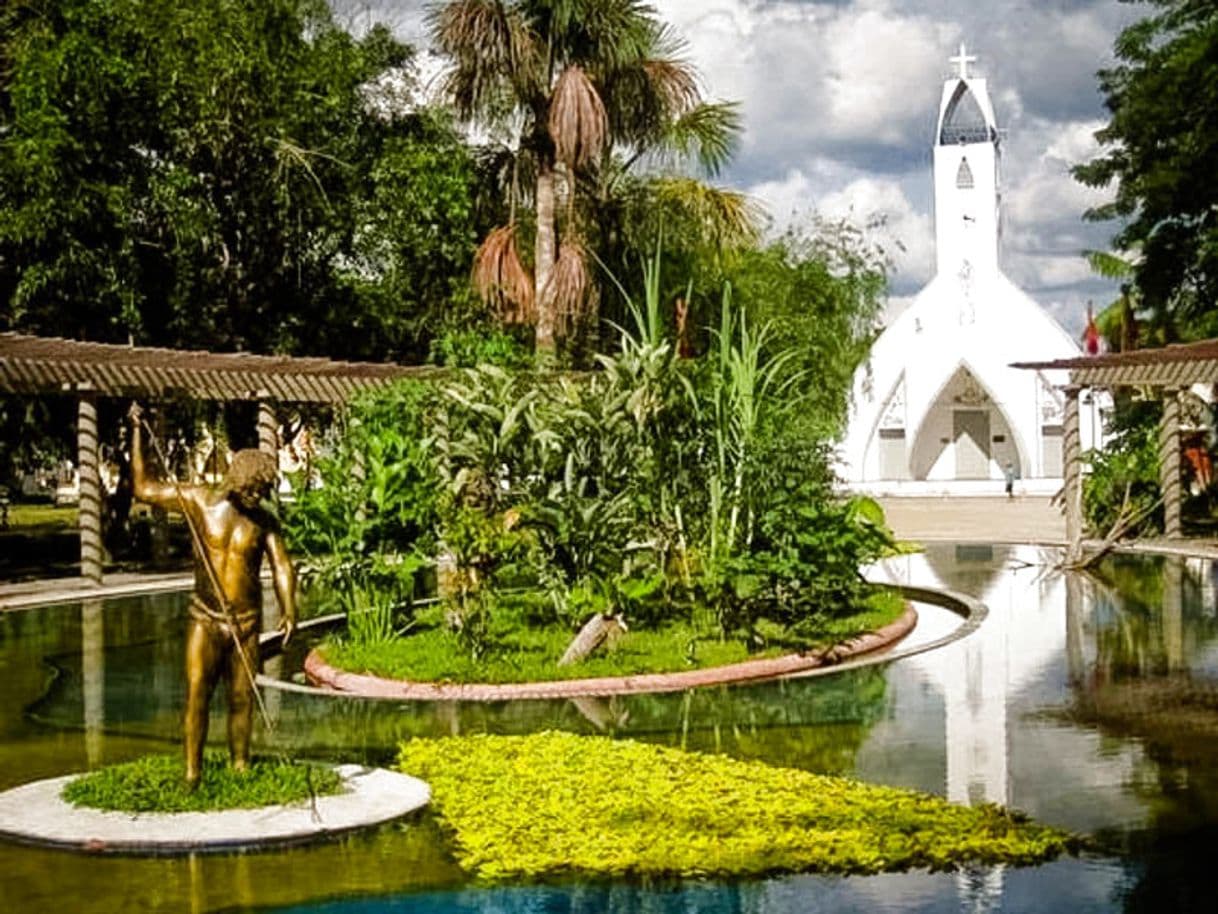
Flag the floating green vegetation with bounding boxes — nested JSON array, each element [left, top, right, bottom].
[[398, 732, 1079, 881], [62, 751, 344, 813], [324, 591, 906, 684]]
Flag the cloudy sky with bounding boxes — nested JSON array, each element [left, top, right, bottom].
[[337, 0, 1143, 335]]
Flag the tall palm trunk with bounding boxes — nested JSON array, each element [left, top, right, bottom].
[[534, 160, 558, 358]]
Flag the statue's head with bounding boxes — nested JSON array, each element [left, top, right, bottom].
[[223, 449, 277, 511]]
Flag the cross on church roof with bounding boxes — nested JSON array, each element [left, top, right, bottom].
[[950, 42, 976, 79]]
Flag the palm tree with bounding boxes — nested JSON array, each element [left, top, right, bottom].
[[430, 0, 749, 360]]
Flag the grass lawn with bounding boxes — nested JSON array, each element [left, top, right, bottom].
[[321, 589, 907, 684], [398, 732, 1078, 881], [2, 503, 78, 532], [62, 751, 344, 813]]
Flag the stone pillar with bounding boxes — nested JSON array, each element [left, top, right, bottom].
[[1063, 385, 1084, 562], [81, 598, 105, 767], [257, 400, 278, 456], [1159, 388, 1183, 538], [77, 396, 104, 583]]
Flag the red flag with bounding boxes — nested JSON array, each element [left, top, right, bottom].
[[1083, 303, 1100, 356]]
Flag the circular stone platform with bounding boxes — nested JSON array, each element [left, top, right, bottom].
[[0, 764, 429, 854]]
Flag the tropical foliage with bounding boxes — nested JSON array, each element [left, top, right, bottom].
[[0, 0, 481, 360], [398, 732, 1078, 881], [285, 254, 893, 665], [430, 0, 749, 359], [1083, 399, 1163, 538], [1074, 0, 1218, 343]]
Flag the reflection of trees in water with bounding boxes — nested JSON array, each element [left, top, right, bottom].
[[26, 588, 890, 781], [1084, 554, 1218, 680], [1063, 556, 1218, 913], [261, 666, 891, 775]]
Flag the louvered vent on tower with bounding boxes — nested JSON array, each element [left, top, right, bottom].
[[956, 157, 974, 189], [940, 82, 990, 144]]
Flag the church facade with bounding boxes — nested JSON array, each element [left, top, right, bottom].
[[838, 47, 1103, 495]]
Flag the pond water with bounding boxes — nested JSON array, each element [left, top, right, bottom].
[[3, 544, 1218, 912]]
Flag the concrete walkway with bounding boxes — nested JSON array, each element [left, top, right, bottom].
[[878, 496, 1066, 545]]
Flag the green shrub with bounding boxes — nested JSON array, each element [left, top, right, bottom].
[[397, 732, 1079, 881], [1083, 399, 1162, 536], [62, 752, 344, 813]]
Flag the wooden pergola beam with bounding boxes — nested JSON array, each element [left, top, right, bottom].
[[1014, 339, 1218, 554], [1, 332, 441, 584]]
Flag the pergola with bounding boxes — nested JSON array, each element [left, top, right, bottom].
[[1014, 339, 1218, 559], [0, 332, 436, 582]]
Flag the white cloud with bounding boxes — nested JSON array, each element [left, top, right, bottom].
[[371, 0, 1132, 325]]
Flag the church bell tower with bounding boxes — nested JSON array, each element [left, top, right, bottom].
[[933, 44, 1000, 284]]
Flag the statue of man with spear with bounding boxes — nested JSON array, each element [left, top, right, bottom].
[[129, 403, 297, 788]]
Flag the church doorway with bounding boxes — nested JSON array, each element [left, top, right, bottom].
[[953, 410, 991, 478]]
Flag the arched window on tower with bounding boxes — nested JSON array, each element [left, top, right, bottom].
[[940, 81, 990, 144], [956, 157, 974, 189]]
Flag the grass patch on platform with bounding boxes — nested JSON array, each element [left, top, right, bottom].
[[62, 751, 344, 813], [398, 732, 1079, 881], [323, 590, 906, 684]]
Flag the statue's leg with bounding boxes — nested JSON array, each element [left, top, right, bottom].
[[225, 627, 260, 772], [183, 619, 223, 787]]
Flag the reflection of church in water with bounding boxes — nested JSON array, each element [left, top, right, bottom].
[[839, 46, 1104, 495], [867, 544, 1216, 911]]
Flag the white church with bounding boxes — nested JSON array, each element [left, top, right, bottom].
[[838, 46, 1104, 495]]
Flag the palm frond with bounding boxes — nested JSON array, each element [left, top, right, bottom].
[[643, 57, 700, 117], [429, 0, 541, 118], [659, 101, 741, 176], [1084, 248, 1138, 280], [473, 224, 535, 324], [546, 238, 592, 329], [549, 65, 609, 169], [651, 178, 762, 249]]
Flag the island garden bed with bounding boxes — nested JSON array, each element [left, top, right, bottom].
[[313, 589, 908, 684], [285, 265, 907, 706], [305, 595, 915, 699], [397, 732, 1080, 881]]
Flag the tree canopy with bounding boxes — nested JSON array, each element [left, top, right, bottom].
[[1074, 0, 1218, 342], [0, 0, 483, 360]]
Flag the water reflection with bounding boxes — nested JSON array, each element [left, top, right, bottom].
[[7, 546, 1218, 912]]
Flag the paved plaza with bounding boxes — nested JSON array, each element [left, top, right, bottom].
[[878, 496, 1066, 546]]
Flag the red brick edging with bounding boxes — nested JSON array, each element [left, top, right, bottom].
[[303, 605, 917, 701]]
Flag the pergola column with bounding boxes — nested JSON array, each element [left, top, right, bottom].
[[256, 399, 281, 638], [1063, 385, 1084, 562], [257, 400, 278, 455], [1159, 388, 1183, 538], [77, 395, 104, 583]]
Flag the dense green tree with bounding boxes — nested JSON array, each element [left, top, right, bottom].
[[1074, 0, 1218, 341], [0, 0, 481, 360]]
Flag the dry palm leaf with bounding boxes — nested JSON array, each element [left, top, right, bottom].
[[472, 224, 535, 324], [545, 238, 591, 331], [549, 65, 608, 169]]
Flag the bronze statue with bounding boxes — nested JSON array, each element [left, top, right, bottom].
[[129, 403, 296, 787]]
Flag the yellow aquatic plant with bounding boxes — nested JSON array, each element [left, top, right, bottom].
[[398, 732, 1078, 881]]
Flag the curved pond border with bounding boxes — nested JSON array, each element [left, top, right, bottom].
[[301, 605, 918, 701], [273, 581, 987, 701]]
